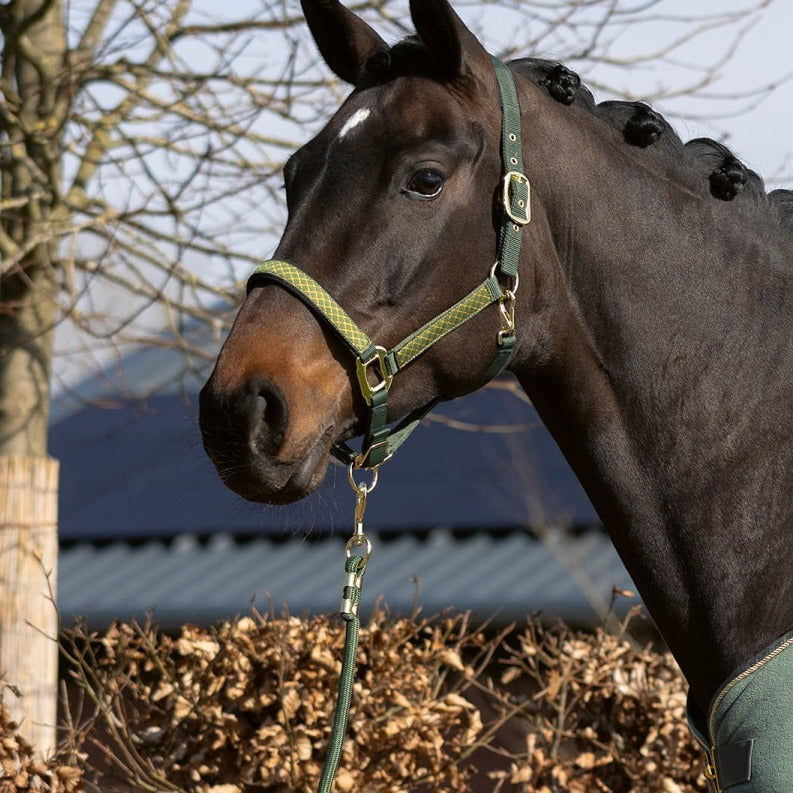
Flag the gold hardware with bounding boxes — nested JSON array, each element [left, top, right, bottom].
[[340, 532, 369, 616], [502, 171, 531, 226], [353, 482, 369, 531], [347, 462, 379, 495], [354, 439, 393, 470], [345, 533, 372, 565], [498, 289, 516, 345], [489, 262, 520, 294], [347, 462, 377, 564], [489, 262, 519, 345], [341, 462, 376, 609], [355, 346, 392, 405], [703, 752, 723, 792]]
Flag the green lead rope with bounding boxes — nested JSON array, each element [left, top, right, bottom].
[[317, 555, 366, 793]]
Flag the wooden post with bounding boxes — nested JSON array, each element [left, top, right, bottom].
[[0, 455, 59, 757]]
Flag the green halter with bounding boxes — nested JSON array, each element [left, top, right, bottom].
[[247, 57, 529, 471]]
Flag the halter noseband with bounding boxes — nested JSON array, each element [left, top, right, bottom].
[[247, 57, 529, 471]]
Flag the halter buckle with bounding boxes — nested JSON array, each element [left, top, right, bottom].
[[502, 171, 531, 226], [355, 345, 393, 405]]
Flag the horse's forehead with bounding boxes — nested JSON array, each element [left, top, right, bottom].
[[332, 78, 463, 143], [337, 107, 372, 141]]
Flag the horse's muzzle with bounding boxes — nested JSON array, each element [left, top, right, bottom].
[[198, 375, 333, 504]]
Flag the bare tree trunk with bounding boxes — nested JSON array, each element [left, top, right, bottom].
[[0, 0, 66, 757], [0, 456, 58, 756]]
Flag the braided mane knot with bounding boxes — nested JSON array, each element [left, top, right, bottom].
[[624, 103, 665, 147], [541, 64, 580, 105], [709, 156, 748, 201]]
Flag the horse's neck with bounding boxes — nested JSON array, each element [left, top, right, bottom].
[[517, 146, 793, 707]]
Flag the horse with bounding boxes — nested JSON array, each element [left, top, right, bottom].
[[199, 1, 793, 789]]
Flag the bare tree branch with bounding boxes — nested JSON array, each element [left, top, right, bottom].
[[0, 0, 788, 445]]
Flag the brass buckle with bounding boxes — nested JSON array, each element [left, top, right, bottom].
[[355, 346, 392, 405], [502, 171, 531, 226]]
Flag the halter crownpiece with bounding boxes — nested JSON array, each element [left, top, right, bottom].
[[247, 56, 529, 472]]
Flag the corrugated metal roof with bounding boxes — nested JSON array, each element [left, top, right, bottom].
[[59, 530, 640, 630]]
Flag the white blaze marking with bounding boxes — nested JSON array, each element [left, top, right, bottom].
[[338, 108, 371, 140]]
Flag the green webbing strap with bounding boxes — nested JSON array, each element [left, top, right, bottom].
[[480, 333, 516, 384], [492, 56, 530, 281], [248, 260, 376, 360], [388, 277, 502, 371], [317, 554, 365, 793], [249, 262, 504, 379], [248, 263, 505, 469], [332, 397, 440, 468]]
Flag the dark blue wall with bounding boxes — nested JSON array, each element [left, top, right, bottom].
[[50, 384, 597, 541]]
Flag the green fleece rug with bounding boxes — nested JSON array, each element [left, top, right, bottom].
[[687, 630, 793, 792]]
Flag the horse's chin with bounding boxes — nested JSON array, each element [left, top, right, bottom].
[[216, 427, 334, 506]]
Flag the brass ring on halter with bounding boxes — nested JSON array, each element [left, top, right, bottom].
[[490, 260, 520, 295], [347, 462, 379, 494]]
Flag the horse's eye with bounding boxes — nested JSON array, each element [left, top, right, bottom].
[[405, 168, 445, 199]]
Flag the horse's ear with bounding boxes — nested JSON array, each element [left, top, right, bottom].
[[301, 0, 387, 84], [409, 0, 489, 79]]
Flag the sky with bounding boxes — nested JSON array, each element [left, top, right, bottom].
[[556, 1, 792, 187], [461, 0, 792, 186], [704, 11, 792, 187], [695, 3, 792, 185]]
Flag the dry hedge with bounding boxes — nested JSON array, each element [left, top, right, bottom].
[[0, 685, 82, 793], [6, 610, 708, 792]]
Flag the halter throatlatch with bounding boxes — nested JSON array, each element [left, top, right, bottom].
[[247, 56, 529, 475]]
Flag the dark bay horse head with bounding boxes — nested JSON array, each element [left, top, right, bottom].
[[200, 0, 522, 503], [201, 0, 793, 722]]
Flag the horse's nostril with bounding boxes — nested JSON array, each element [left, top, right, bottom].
[[248, 377, 288, 454]]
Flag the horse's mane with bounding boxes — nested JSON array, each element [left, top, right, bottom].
[[363, 42, 793, 229], [510, 57, 793, 225]]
